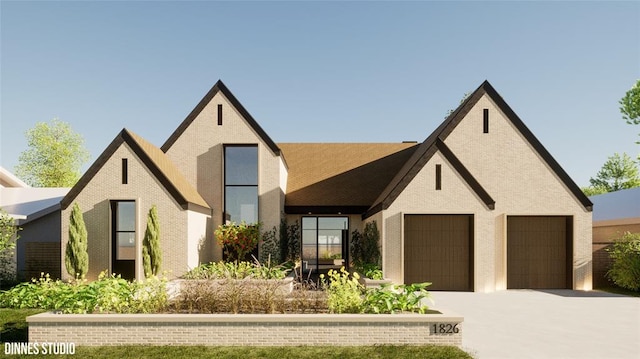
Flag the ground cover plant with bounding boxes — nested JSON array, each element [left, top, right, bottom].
[[0, 272, 167, 314]]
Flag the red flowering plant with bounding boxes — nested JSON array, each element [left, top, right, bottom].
[[215, 222, 261, 262]]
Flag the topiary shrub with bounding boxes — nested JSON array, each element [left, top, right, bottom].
[[65, 203, 88, 279], [142, 205, 162, 277], [606, 232, 640, 291]]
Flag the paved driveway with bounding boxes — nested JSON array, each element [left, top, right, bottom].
[[430, 290, 640, 359]]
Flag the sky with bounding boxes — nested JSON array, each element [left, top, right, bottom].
[[1, 1, 639, 188]]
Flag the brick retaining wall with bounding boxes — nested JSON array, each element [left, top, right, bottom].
[[27, 312, 463, 346]]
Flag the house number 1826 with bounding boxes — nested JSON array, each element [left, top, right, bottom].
[[432, 323, 459, 334]]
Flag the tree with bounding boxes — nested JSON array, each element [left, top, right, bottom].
[[586, 153, 640, 194], [0, 209, 20, 285], [15, 118, 90, 187], [142, 205, 162, 277], [606, 232, 640, 291], [620, 80, 640, 143], [65, 203, 89, 279]]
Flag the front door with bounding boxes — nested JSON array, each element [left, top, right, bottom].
[[302, 217, 349, 273], [111, 201, 136, 280]]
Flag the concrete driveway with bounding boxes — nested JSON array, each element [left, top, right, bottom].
[[430, 290, 640, 359]]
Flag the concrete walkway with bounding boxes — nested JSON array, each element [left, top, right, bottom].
[[430, 290, 640, 359]]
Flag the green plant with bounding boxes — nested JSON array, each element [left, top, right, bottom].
[[356, 263, 383, 280], [65, 202, 89, 279], [606, 232, 640, 291], [215, 222, 261, 262], [260, 226, 279, 264], [0, 209, 20, 286], [362, 282, 431, 314], [280, 218, 301, 263], [351, 221, 381, 269], [320, 267, 363, 313], [182, 261, 288, 280], [142, 205, 162, 277]]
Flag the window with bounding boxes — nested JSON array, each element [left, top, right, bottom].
[[112, 201, 135, 260], [224, 145, 258, 223], [122, 158, 128, 184], [302, 217, 348, 271], [483, 109, 489, 133], [218, 104, 223, 126], [435, 164, 442, 190]]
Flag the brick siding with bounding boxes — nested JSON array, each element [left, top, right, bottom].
[[28, 312, 463, 347]]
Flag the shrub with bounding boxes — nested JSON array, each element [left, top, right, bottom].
[[215, 222, 261, 262], [607, 232, 640, 291], [356, 263, 383, 280], [0, 209, 20, 287], [0, 272, 167, 313], [280, 219, 300, 263], [260, 226, 279, 264], [182, 261, 288, 280], [351, 221, 381, 271], [320, 267, 363, 313], [142, 205, 162, 278], [362, 282, 431, 314], [65, 203, 89, 279]]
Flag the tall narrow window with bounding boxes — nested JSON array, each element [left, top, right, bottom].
[[122, 158, 128, 184], [435, 164, 442, 190], [224, 145, 258, 223], [111, 201, 135, 260], [218, 104, 223, 126], [483, 109, 489, 133]]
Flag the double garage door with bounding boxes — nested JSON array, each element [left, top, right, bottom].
[[404, 214, 572, 291]]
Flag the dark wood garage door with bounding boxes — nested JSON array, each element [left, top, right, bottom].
[[404, 214, 473, 291], [507, 216, 572, 289]]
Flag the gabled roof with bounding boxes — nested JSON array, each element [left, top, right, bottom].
[[366, 80, 593, 218], [161, 80, 281, 156], [279, 143, 417, 214], [61, 129, 210, 213]]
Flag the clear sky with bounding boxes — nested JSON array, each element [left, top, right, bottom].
[[1, 1, 639, 187]]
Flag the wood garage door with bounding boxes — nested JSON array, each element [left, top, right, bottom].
[[404, 214, 473, 291], [507, 216, 572, 289]]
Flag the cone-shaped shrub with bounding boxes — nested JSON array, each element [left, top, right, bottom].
[[65, 202, 88, 278], [142, 205, 161, 277]]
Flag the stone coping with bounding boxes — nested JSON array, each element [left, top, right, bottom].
[[27, 310, 462, 323]]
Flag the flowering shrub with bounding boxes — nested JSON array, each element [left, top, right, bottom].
[[320, 267, 363, 313], [215, 222, 261, 262]]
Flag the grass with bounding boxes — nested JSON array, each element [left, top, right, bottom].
[[3, 345, 473, 359], [0, 308, 472, 359]]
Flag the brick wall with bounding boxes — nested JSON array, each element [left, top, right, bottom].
[[28, 312, 463, 347], [25, 242, 61, 280]]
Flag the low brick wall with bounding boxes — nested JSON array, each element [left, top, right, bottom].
[[27, 312, 463, 346]]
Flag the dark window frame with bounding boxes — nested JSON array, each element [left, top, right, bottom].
[[223, 144, 259, 224], [122, 158, 128, 184], [218, 104, 223, 126], [435, 164, 442, 190], [301, 216, 349, 273], [483, 108, 489, 134]]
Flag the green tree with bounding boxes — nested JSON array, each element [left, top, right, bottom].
[[142, 205, 162, 277], [65, 203, 89, 279], [620, 80, 640, 143], [606, 232, 640, 291], [15, 118, 90, 187], [0, 209, 21, 285], [585, 153, 640, 194]]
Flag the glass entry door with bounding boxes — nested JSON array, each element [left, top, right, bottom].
[[302, 217, 348, 272]]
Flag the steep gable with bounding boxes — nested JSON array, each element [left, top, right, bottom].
[[161, 80, 280, 155], [367, 80, 592, 218], [61, 129, 209, 213]]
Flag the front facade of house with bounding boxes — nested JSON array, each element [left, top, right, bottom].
[[55, 80, 592, 292]]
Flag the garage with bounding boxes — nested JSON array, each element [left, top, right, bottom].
[[404, 214, 473, 291], [507, 216, 572, 289]]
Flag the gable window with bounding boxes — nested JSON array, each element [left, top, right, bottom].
[[122, 158, 128, 184], [435, 164, 442, 190], [224, 145, 258, 223], [218, 104, 223, 126], [483, 109, 489, 133]]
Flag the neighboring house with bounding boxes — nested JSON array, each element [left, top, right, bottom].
[[589, 187, 640, 288], [50, 80, 592, 292], [0, 167, 69, 280]]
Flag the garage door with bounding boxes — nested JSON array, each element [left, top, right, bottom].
[[404, 214, 473, 291], [507, 216, 572, 289]]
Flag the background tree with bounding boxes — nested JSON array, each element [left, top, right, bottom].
[[15, 118, 90, 187], [620, 80, 640, 144], [0, 209, 20, 286], [65, 203, 89, 279], [583, 153, 640, 195], [142, 205, 162, 277]]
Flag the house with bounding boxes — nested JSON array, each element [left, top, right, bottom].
[[0, 167, 69, 280], [53, 80, 592, 292], [589, 187, 640, 288]]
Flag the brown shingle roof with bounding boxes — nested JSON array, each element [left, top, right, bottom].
[[62, 129, 210, 213], [278, 143, 418, 212]]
